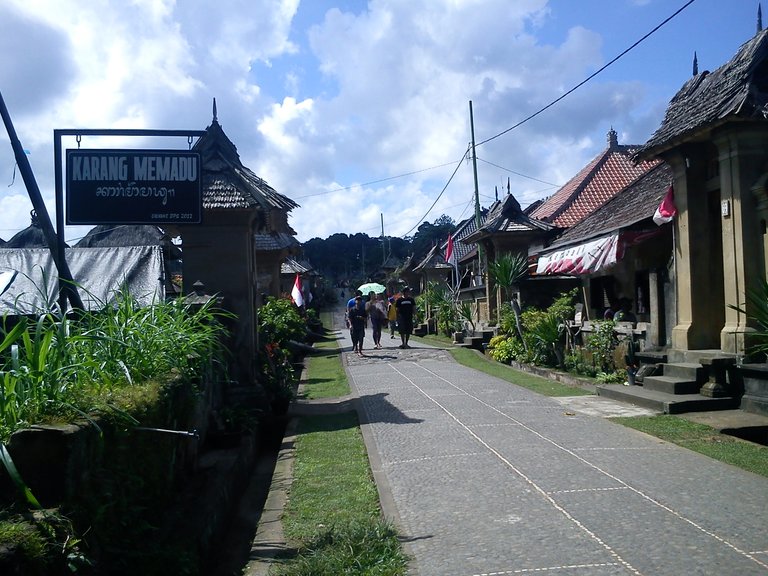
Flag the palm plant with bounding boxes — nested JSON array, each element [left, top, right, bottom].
[[729, 278, 768, 360], [487, 252, 529, 349]]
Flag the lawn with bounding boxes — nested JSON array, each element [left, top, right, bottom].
[[271, 311, 408, 575]]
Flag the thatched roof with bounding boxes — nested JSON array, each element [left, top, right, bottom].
[[4, 212, 57, 249], [194, 118, 299, 214], [75, 224, 182, 259], [637, 29, 768, 159], [464, 193, 553, 243]]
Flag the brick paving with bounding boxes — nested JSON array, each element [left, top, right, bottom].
[[331, 310, 768, 576]]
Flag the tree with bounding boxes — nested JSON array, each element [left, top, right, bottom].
[[410, 215, 454, 261]]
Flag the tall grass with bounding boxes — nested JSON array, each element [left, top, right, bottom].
[[0, 291, 232, 442]]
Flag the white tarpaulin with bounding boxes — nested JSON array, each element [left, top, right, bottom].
[[0, 245, 164, 315], [535, 233, 620, 275]]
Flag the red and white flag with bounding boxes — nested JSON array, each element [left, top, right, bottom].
[[291, 273, 304, 307], [445, 234, 457, 268], [653, 186, 677, 226]]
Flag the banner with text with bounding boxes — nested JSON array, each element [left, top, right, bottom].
[[66, 149, 202, 224]]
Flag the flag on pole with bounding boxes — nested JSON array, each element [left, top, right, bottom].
[[446, 234, 457, 268], [653, 186, 677, 226], [291, 273, 304, 307]]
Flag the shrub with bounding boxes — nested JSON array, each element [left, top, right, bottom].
[[564, 350, 598, 378], [258, 297, 306, 344], [585, 320, 618, 373]]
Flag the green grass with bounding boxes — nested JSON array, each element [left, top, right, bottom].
[[273, 412, 408, 575], [301, 332, 349, 400], [612, 415, 768, 478], [272, 308, 408, 575]]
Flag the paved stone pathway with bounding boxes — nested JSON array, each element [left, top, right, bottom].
[[331, 311, 768, 576]]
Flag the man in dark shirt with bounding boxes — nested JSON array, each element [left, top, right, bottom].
[[348, 295, 368, 354], [395, 287, 415, 349]]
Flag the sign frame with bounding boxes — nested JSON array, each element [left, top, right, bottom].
[[66, 148, 202, 225]]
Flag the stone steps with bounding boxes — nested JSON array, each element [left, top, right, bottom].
[[598, 357, 739, 414], [596, 384, 739, 414]]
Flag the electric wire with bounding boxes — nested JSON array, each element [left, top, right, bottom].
[[477, 157, 562, 187], [475, 0, 698, 148], [292, 160, 459, 200], [399, 146, 469, 238], [393, 0, 698, 238]]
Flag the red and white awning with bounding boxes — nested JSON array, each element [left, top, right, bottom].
[[535, 233, 620, 275]]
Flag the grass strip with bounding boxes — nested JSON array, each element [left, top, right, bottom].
[[415, 334, 592, 397], [273, 412, 408, 575], [302, 316, 348, 399], [611, 415, 768, 478]]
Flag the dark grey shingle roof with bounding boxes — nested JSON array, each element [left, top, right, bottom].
[[254, 232, 299, 251], [194, 121, 299, 212], [637, 30, 768, 158]]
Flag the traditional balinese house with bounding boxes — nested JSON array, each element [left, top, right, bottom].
[[412, 244, 453, 292], [173, 103, 299, 388], [534, 162, 675, 348], [629, 25, 768, 414], [462, 192, 557, 323], [438, 212, 487, 324], [280, 257, 315, 303]]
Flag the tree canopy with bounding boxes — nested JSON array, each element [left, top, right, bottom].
[[301, 215, 454, 283]]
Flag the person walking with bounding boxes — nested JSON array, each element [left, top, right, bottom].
[[395, 286, 416, 349], [348, 295, 368, 355], [366, 291, 387, 349], [387, 294, 398, 339]]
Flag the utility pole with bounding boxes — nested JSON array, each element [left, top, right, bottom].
[[469, 101, 484, 277], [0, 90, 83, 312], [381, 213, 386, 264]]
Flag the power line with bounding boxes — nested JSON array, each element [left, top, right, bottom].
[[392, 0, 698, 239], [400, 147, 469, 238], [475, 0, 698, 148], [477, 157, 562, 187], [293, 160, 459, 199]]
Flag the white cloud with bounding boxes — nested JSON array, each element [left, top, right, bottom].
[[0, 0, 750, 243]]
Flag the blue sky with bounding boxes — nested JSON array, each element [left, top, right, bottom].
[[0, 0, 763, 243]]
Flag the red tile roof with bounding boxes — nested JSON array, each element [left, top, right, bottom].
[[529, 130, 660, 228]]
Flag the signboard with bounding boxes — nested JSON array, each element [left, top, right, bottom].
[[66, 149, 202, 224]]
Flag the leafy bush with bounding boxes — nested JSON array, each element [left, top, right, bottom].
[[258, 297, 306, 344], [564, 350, 598, 378], [497, 303, 517, 336], [548, 288, 579, 323], [488, 335, 513, 363], [728, 278, 768, 361], [585, 320, 618, 373], [0, 293, 232, 442]]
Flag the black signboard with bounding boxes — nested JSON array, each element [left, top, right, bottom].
[[66, 149, 202, 224]]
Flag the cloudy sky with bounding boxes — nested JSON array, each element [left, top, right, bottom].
[[0, 0, 762, 244]]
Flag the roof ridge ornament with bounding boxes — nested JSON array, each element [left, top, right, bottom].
[[693, 51, 698, 76], [212, 97, 218, 123], [607, 127, 618, 149], [758, 3, 763, 34]]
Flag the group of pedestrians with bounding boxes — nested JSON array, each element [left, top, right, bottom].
[[346, 287, 415, 354]]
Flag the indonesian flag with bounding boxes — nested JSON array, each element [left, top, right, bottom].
[[291, 273, 304, 307], [446, 234, 457, 268], [653, 186, 677, 226]]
